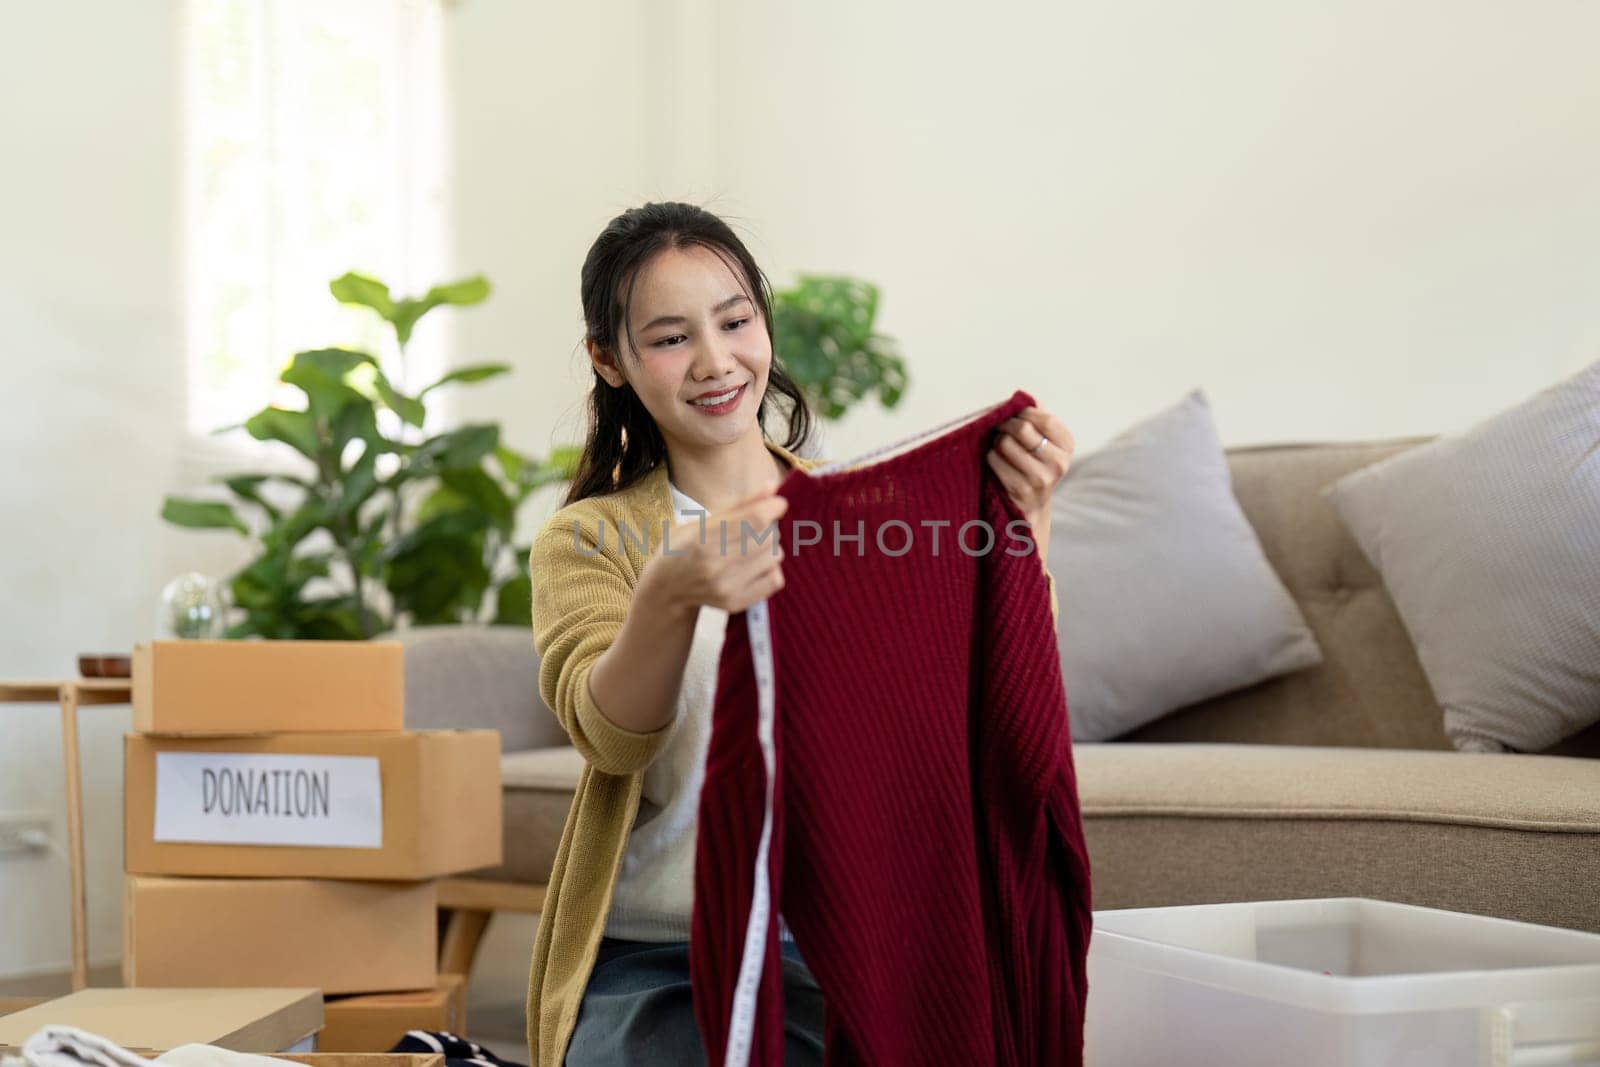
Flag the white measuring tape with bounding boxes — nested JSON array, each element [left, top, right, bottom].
[[723, 596, 778, 1067], [721, 397, 1009, 1067]]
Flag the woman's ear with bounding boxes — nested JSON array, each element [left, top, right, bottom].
[[586, 338, 628, 389]]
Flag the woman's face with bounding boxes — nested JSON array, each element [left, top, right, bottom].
[[593, 243, 772, 455]]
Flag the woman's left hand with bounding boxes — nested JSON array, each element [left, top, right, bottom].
[[987, 406, 1075, 560]]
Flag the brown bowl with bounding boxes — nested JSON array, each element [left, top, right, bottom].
[[78, 654, 132, 678]]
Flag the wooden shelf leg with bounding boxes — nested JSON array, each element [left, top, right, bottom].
[[58, 684, 89, 991], [438, 908, 493, 979]]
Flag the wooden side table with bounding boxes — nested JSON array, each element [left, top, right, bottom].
[[0, 679, 132, 990]]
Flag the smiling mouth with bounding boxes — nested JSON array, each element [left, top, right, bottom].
[[688, 384, 746, 409]]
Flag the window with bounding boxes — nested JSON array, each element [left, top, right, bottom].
[[182, 0, 447, 443]]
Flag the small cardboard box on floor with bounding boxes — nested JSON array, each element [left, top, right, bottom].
[[319, 975, 466, 1052], [124, 730, 502, 880], [0, 988, 323, 1054], [133, 639, 405, 735], [123, 875, 437, 994]]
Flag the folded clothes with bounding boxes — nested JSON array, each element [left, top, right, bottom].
[[4, 1027, 290, 1067], [6, 1026, 152, 1067], [390, 1029, 527, 1067], [4, 1022, 525, 1067]]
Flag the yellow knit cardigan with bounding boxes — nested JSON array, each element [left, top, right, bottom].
[[525, 437, 1058, 1066]]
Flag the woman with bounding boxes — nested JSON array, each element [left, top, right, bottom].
[[526, 202, 1074, 1066]]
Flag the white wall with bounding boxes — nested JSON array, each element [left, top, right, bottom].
[[703, 0, 1600, 458], [0, 4, 188, 979], [440, 0, 667, 533], [449, 0, 1600, 474]]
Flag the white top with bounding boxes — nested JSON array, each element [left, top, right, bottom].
[[603, 480, 793, 942]]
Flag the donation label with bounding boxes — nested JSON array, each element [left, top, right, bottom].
[[152, 752, 383, 848]]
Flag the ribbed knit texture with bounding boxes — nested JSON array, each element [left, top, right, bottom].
[[690, 390, 1094, 1066]]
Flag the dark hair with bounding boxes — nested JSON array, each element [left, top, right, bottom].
[[563, 201, 816, 506]]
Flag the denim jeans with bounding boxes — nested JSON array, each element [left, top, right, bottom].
[[564, 937, 826, 1066]]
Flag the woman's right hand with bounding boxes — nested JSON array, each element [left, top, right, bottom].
[[643, 482, 789, 617], [579, 481, 788, 741]]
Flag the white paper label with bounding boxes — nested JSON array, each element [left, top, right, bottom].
[[153, 752, 383, 848]]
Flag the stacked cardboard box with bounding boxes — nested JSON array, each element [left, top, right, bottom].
[[0, 988, 324, 1053], [122, 640, 500, 1049]]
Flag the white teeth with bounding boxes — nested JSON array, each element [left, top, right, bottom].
[[691, 386, 741, 407]]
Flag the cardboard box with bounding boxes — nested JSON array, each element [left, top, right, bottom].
[[0, 988, 322, 1054], [319, 975, 466, 1052], [0, 997, 47, 1018], [133, 640, 405, 735], [279, 1056, 443, 1067], [125, 730, 501, 880], [123, 875, 437, 995]]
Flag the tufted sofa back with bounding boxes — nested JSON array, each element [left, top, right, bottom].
[[1118, 436, 1454, 750]]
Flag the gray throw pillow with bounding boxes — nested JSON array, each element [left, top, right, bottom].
[[1049, 390, 1323, 741], [1322, 360, 1600, 753]]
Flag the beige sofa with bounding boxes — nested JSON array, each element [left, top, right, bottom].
[[396, 435, 1600, 966], [1080, 436, 1599, 934]]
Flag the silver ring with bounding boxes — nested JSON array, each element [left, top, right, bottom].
[[1031, 435, 1051, 456]]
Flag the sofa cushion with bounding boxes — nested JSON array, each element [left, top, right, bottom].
[[1047, 390, 1322, 741], [1116, 437, 1451, 750], [461, 747, 584, 885], [1078, 743, 1600, 933], [1322, 359, 1600, 753], [386, 624, 569, 752]]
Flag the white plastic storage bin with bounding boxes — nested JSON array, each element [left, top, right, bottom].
[[1085, 898, 1600, 1067]]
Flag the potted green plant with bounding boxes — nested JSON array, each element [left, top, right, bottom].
[[772, 274, 907, 420], [162, 272, 576, 639]]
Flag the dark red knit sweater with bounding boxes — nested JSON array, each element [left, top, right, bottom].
[[690, 390, 1093, 1066]]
